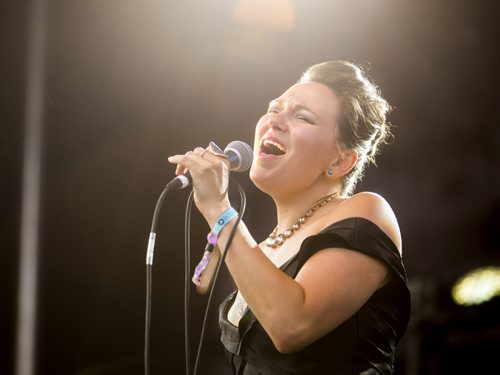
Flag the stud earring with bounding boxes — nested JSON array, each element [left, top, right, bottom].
[[326, 168, 334, 176]]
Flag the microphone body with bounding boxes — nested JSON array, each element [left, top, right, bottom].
[[166, 141, 253, 192]]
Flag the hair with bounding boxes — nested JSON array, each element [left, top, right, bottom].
[[299, 60, 393, 197]]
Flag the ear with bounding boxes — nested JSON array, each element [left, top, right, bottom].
[[328, 150, 357, 178]]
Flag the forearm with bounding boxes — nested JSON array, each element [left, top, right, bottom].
[[166, 149, 315, 348], [205, 208, 307, 350]]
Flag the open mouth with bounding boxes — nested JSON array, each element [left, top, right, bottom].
[[260, 138, 287, 156]]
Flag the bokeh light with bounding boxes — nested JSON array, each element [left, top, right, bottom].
[[452, 267, 500, 306]]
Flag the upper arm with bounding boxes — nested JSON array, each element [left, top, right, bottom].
[[291, 246, 389, 350], [282, 192, 400, 352]]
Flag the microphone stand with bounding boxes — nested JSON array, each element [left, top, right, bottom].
[[144, 185, 170, 375]]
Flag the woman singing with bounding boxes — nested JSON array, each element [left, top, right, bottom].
[[168, 60, 411, 374]]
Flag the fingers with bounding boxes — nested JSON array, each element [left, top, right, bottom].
[[175, 163, 186, 176], [167, 146, 231, 208], [167, 143, 231, 179], [194, 146, 207, 157], [168, 146, 210, 176]]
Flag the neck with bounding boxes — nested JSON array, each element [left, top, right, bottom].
[[271, 185, 340, 233]]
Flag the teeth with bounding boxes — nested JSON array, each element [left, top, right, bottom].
[[263, 139, 287, 153]]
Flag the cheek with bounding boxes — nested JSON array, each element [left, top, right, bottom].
[[256, 115, 267, 132], [253, 117, 267, 144], [293, 131, 335, 165]]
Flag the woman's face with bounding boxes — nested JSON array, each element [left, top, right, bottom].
[[250, 81, 342, 195]]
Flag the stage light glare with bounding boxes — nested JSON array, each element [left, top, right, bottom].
[[451, 266, 500, 306], [233, 0, 295, 32]]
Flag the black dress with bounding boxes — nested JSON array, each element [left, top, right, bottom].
[[219, 217, 411, 374]]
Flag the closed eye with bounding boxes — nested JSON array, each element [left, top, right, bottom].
[[296, 114, 315, 124]]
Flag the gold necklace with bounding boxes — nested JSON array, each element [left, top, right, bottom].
[[265, 193, 337, 249]]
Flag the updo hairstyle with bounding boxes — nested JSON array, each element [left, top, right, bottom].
[[299, 60, 393, 197]]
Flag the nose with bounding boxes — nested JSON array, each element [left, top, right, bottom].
[[266, 111, 288, 133]]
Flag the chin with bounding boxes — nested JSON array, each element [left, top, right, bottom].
[[249, 167, 283, 197], [249, 166, 262, 188], [249, 166, 270, 194]]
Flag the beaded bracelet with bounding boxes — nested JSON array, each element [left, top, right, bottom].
[[192, 207, 238, 286]]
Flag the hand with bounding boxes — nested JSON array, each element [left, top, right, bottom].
[[168, 146, 231, 222]]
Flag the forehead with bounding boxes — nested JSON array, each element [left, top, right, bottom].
[[274, 81, 341, 119]]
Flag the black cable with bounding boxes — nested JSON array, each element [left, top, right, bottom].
[[192, 180, 246, 375], [145, 180, 246, 375], [145, 264, 152, 375], [144, 185, 171, 375]]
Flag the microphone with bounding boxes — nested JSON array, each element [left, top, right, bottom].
[[165, 140, 253, 192]]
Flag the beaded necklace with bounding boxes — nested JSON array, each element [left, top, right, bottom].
[[265, 193, 337, 249]]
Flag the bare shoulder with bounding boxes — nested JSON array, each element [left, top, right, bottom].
[[336, 192, 402, 253]]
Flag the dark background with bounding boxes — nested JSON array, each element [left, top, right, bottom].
[[1, 1, 499, 374]]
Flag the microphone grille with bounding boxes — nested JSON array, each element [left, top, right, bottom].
[[225, 141, 253, 172]]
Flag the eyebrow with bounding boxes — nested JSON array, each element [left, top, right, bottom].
[[268, 99, 319, 118]]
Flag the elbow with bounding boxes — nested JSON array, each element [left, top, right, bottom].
[[274, 341, 298, 354], [270, 325, 308, 354], [273, 336, 303, 354], [267, 291, 311, 354]]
